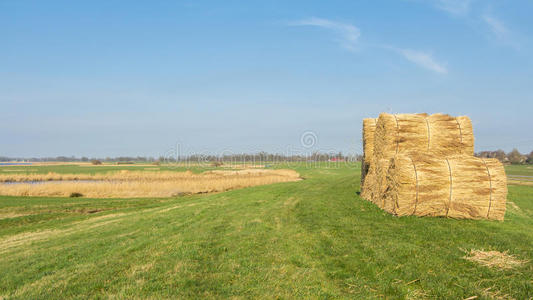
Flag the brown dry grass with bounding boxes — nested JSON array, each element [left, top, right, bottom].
[[463, 249, 528, 270], [507, 179, 533, 186], [0, 169, 301, 198]]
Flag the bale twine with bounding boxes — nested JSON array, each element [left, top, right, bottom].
[[383, 153, 507, 220], [361, 118, 377, 193], [374, 113, 474, 162]]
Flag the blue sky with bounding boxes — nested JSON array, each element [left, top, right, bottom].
[[1, 0, 532, 157]]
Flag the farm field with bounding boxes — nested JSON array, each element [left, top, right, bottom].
[[0, 163, 532, 298]]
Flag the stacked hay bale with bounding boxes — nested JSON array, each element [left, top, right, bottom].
[[360, 118, 377, 198], [361, 158, 390, 207], [383, 153, 507, 220], [373, 113, 474, 161], [360, 112, 506, 220]]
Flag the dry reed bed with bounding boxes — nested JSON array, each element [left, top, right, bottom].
[[0, 169, 301, 198], [382, 153, 507, 220], [0, 169, 298, 182]]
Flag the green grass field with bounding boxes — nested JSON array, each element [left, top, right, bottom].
[[505, 164, 533, 176], [1, 163, 532, 299]]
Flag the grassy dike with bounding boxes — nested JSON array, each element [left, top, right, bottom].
[[0, 163, 532, 298]]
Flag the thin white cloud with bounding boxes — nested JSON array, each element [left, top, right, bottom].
[[289, 17, 447, 74], [483, 14, 507, 38], [289, 17, 360, 50], [433, 0, 472, 16], [482, 13, 520, 49], [397, 49, 448, 74]]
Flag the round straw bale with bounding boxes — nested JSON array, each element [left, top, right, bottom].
[[360, 167, 375, 201], [383, 153, 507, 220], [361, 118, 377, 191], [361, 158, 390, 205], [374, 113, 474, 161]]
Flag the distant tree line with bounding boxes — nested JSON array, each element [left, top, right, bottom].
[[2, 149, 533, 164], [181, 151, 358, 163], [0, 152, 361, 163], [475, 149, 533, 164], [0, 156, 157, 163]]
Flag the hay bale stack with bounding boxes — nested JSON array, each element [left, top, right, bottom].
[[361, 118, 377, 195], [374, 113, 474, 161], [383, 153, 507, 220], [366, 113, 475, 204]]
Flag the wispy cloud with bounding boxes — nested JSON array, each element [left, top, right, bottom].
[[483, 14, 508, 38], [482, 13, 520, 49], [414, 1, 521, 50], [289, 17, 360, 50], [433, 0, 472, 16], [396, 48, 448, 74], [289, 17, 447, 74]]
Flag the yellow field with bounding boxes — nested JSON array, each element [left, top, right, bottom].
[[0, 169, 301, 198]]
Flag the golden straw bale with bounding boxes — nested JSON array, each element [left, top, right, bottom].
[[373, 159, 390, 207], [360, 167, 375, 201], [360, 158, 390, 204], [456, 116, 475, 155], [383, 153, 507, 220], [374, 113, 474, 161], [363, 118, 378, 163], [361, 118, 377, 191]]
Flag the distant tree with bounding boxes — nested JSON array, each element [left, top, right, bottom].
[[526, 151, 533, 164], [494, 150, 507, 162], [507, 149, 525, 164], [476, 150, 507, 162], [81, 157, 89, 162], [91, 159, 102, 165]]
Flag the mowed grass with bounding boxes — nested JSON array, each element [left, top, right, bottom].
[[0, 163, 532, 298]]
